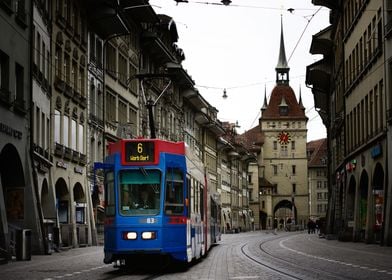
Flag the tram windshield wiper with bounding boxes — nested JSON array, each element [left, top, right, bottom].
[[140, 167, 148, 177]]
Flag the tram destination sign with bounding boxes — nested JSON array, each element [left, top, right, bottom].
[[124, 141, 155, 164]]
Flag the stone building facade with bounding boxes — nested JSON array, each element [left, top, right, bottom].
[[306, 0, 392, 245]]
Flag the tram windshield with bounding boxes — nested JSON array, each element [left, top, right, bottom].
[[119, 169, 161, 216]]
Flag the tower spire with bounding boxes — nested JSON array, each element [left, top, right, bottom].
[[276, 16, 290, 85], [299, 84, 305, 110], [262, 84, 268, 110]]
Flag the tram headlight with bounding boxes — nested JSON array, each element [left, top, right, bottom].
[[141, 231, 156, 240], [122, 231, 137, 240]]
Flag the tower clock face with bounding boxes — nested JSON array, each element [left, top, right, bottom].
[[278, 131, 291, 144]]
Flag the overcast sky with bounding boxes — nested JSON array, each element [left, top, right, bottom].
[[149, 0, 330, 141]]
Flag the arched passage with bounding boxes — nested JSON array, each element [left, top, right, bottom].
[[359, 170, 369, 234], [372, 163, 384, 242], [274, 199, 296, 229], [0, 144, 25, 222], [74, 182, 88, 246], [0, 144, 25, 251], [41, 179, 51, 218], [55, 178, 69, 224], [73, 183, 86, 224], [346, 176, 356, 223]]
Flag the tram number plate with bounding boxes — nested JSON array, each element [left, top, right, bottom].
[[140, 217, 157, 224]]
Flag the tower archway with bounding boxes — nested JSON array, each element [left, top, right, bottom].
[[274, 199, 296, 229]]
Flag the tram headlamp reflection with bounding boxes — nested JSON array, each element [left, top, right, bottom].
[[122, 231, 137, 240], [141, 231, 156, 240]]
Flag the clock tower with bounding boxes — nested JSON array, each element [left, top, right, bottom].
[[259, 17, 309, 229]]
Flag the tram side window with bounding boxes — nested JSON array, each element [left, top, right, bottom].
[[105, 171, 115, 216], [186, 175, 191, 218], [165, 168, 184, 215]]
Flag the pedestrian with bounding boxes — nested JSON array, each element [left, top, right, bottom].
[[315, 219, 320, 234], [307, 219, 312, 234]]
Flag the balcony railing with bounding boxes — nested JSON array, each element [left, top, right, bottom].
[[54, 143, 64, 157], [72, 150, 80, 163], [54, 77, 66, 92], [13, 98, 26, 115], [0, 87, 12, 106], [64, 147, 72, 160], [79, 153, 87, 165]]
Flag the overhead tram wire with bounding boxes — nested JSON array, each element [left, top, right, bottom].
[[175, 0, 321, 11], [287, 7, 323, 63]]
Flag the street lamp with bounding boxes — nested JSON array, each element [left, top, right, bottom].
[[222, 88, 228, 99], [98, 3, 160, 161]]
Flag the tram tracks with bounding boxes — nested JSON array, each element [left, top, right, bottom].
[[240, 233, 358, 280]]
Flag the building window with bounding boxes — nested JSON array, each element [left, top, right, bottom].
[[292, 165, 296, 175], [0, 50, 10, 91], [128, 63, 137, 93], [71, 118, 77, 150], [15, 63, 24, 102], [273, 165, 277, 175], [273, 141, 277, 150], [97, 83, 103, 120], [106, 43, 116, 78], [292, 184, 296, 194], [63, 114, 69, 147], [54, 109, 61, 143], [79, 66, 85, 96], [106, 92, 116, 122], [55, 47, 62, 78], [280, 144, 288, 156], [291, 141, 295, 150], [118, 99, 127, 124], [78, 123, 84, 153], [96, 38, 102, 68], [118, 53, 127, 86], [261, 201, 265, 209], [72, 61, 77, 89], [64, 54, 70, 83], [89, 33, 95, 62], [89, 79, 95, 115], [35, 107, 40, 144], [41, 112, 46, 149], [129, 106, 137, 136], [317, 181, 322, 189]]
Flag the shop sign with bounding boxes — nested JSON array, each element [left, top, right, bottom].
[[0, 121, 22, 139], [38, 162, 49, 173], [57, 160, 68, 169], [345, 159, 356, 172], [74, 166, 84, 174]]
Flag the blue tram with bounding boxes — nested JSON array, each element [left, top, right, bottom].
[[98, 138, 221, 266]]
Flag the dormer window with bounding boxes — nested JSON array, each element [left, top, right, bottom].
[[279, 97, 288, 116]]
